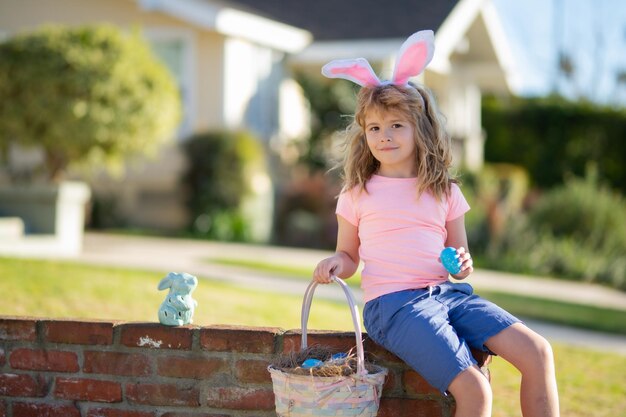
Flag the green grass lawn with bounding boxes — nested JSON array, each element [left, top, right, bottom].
[[1, 256, 625, 417], [209, 257, 363, 289], [474, 290, 626, 335], [490, 345, 626, 417], [0, 257, 357, 330]]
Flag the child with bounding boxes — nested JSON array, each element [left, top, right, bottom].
[[313, 30, 560, 417]]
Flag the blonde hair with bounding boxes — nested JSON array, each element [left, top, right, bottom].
[[339, 83, 456, 200]]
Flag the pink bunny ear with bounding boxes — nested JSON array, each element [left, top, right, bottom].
[[391, 30, 435, 85], [321, 58, 381, 87]]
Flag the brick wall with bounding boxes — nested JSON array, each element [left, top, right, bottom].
[[0, 316, 483, 417]]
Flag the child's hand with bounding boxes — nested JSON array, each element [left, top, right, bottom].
[[313, 256, 341, 284], [452, 247, 473, 280]]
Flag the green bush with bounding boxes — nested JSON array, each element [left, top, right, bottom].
[[462, 163, 529, 256], [529, 171, 626, 252], [0, 24, 181, 180], [483, 172, 626, 290], [181, 130, 267, 242], [482, 96, 626, 193]]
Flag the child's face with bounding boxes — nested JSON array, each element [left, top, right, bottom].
[[364, 108, 416, 177]]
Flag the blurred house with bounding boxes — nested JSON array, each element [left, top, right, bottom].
[[0, 0, 517, 237]]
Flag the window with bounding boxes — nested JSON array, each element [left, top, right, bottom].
[[144, 29, 196, 138]]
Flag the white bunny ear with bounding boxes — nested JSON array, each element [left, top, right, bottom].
[[321, 58, 381, 87], [158, 273, 174, 291], [158, 277, 171, 290], [392, 30, 435, 85]]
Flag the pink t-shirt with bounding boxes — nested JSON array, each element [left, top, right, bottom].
[[336, 175, 470, 302]]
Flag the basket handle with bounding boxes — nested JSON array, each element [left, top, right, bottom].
[[300, 276, 366, 375]]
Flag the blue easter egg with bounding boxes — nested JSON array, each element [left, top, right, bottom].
[[441, 247, 461, 274], [301, 359, 323, 369]]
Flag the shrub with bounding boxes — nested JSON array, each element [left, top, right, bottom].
[[528, 170, 626, 252], [484, 171, 626, 290], [461, 163, 529, 256], [0, 24, 181, 180], [482, 95, 626, 193], [181, 130, 269, 242]]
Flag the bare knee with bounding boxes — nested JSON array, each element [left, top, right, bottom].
[[487, 324, 555, 374], [448, 366, 492, 417], [518, 333, 555, 374]]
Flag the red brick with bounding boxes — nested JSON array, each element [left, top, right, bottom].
[[84, 351, 152, 377], [157, 356, 225, 379], [402, 370, 440, 396], [234, 359, 272, 384], [377, 398, 445, 417], [380, 368, 398, 395], [282, 330, 357, 354], [200, 325, 280, 354], [86, 408, 155, 417], [0, 373, 48, 397], [126, 383, 200, 407], [12, 402, 81, 417], [44, 320, 114, 345], [54, 377, 122, 402], [9, 348, 79, 372], [0, 318, 37, 342], [120, 323, 193, 350], [160, 413, 229, 417], [205, 387, 275, 410], [363, 337, 403, 363]]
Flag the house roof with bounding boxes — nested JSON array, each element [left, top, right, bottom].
[[223, 0, 517, 93], [142, 0, 517, 93], [224, 0, 460, 41], [137, 0, 312, 52]]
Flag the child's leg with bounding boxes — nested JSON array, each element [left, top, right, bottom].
[[364, 288, 493, 417], [485, 323, 560, 417], [447, 365, 492, 417]]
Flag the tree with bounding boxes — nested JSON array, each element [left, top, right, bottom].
[[0, 24, 181, 181]]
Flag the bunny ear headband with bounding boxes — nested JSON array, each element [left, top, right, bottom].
[[321, 29, 435, 87]]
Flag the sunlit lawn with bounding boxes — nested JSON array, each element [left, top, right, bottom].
[[2, 256, 625, 417], [490, 346, 626, 417], [209, 257, 363, 289], [0, 257, 356, 330]]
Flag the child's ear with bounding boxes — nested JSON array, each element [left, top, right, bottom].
[[392, 30, 435, 85]]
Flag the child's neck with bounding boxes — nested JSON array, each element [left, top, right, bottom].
[[376, 167, 417, 178]]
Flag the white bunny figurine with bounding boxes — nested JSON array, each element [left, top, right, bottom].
[[157, 272, 198, 326]]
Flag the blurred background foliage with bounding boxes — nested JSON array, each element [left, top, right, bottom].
[[181, 130, 267, 242], [482, 95, 626, 193], [294, 73, 355, 172], [0, 24, 181, 182], [464, 167, 626, 290], [269, 73, 351, 248]]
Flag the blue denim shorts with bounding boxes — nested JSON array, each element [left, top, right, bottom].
[[363, 282, 520, 393]]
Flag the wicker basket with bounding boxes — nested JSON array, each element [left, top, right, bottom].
[[268, 276, 387, 417]]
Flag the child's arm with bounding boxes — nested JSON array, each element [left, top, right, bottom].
[[313, 215, 360, 284], [444, 215, 474, 279]]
